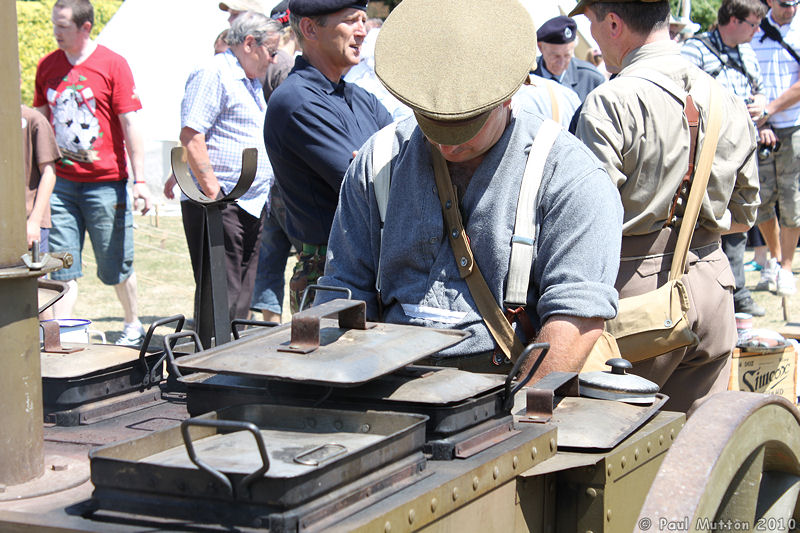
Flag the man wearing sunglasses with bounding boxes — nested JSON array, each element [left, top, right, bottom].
[[179, 12, 283, 323], [681, 0, 768, 318], [750, 0, 800, 297]]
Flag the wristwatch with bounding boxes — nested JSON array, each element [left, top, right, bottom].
[[762, 109, 771, 120]]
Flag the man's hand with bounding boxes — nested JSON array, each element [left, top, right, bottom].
[[759, 127, 778, 147], [163, 173, 177, 199], [132, 182, 153, 215], [26, 218, 41, 249], [747, 94, 766, 121]]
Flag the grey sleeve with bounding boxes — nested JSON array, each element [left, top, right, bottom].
[[533, 141, 623, 322]]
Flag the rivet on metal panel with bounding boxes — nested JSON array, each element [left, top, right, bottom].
[[586, 487, 597, 498], [670, 428, 675, 440], [607, 509, 612, 522], [493, 466, 500, 480], [384, 521, 392, 532], [634, 448, 640, 461], [452, 487, 459, 501], [659, 434, 664, 446], [360, 424, 370, 432], [408, 509, 415, 524], [549, 438, 556, 452], [473, 476, 479, 490], [430, 498, 438, 513], [620, 456, 626, 469], [334, 420, 343, 430], [513, 456, 519, 469], [647, 441, 652, 453], [607, 464, 613, 476], [531, 446, 538, 459]]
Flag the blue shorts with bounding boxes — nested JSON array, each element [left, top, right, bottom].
[[48, 178, 134, 285]]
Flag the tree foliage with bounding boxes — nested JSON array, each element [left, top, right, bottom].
[[671, 0, 721, 32], [16, 0, 122, 106]]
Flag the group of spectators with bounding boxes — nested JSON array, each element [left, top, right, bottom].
[[21, 0, 800, 413]]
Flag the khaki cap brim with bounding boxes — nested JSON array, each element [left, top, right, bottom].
[[375, 0, 535, 145], [415, 109, 493, 146]]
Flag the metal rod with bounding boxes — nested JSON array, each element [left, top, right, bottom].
[[0, 1, 44, 485]]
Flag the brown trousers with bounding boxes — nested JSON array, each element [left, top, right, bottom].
[[618, 228, 736, 413]]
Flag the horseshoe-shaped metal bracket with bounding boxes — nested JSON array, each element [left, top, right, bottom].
[[170, 146, 257, 206]]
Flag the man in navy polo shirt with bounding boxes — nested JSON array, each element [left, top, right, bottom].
[[265, 0, 392, 312]]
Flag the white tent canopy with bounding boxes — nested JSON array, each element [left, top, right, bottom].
[[96, 0, 591, 188]]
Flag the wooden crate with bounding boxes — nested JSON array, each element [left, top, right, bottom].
[[729, 345, 797, 404]]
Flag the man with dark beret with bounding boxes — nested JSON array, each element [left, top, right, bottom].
[[265, 0, 392, 312], [316, 0, 622, 377], [533, 15, 606, 100]]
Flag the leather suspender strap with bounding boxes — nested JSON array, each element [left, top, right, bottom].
[[665, 95, 700, 227], [428, 143, 526, 361], [669, 80, 724, 281]]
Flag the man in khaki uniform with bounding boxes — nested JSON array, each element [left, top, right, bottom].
[[572, 0, 760, 412]]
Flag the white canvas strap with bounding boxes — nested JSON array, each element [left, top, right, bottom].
[[505, 118, 561, 306], [372, 122, 397, 294]]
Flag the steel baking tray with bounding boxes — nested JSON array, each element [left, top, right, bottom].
[[175, 299, 470, 386], [89, 403, 428, 509]]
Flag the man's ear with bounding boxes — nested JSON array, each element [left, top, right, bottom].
[[299, 17, 317, 42], [81, 21, 92, 35], [607, 12, 623, 39]]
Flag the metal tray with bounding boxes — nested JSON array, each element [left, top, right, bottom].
[[175, 299, 470, 386], [89, 403, 428, 509]]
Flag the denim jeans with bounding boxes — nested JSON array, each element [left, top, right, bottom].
[[48, 178, 133, 284], [251, 190, 298, 315]]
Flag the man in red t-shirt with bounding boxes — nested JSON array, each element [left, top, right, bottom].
[[34, 0, 153, 346]]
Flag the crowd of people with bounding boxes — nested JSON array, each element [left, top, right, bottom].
[[23, 0, 800, 412]]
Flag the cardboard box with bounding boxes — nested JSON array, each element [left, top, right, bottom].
[[729, 346, 797, 403]]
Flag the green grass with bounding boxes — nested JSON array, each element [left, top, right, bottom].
[[72, 211, 295, 345]]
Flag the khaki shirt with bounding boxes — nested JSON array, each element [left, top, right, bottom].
[[576, 41, 759, 236]]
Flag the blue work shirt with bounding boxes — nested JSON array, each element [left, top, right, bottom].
[[265, 56, 392, 245]]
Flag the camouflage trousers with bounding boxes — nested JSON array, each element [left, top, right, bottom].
[[289, 243, 327, 313]]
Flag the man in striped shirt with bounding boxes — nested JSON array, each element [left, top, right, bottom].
[[681, 0, 768, 316], [751, 0, 800, 296]]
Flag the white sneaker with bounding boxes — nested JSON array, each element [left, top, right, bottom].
[[756, 258, 779, 291], [116, 321, 145, 346], [777, 268, 797, 296]]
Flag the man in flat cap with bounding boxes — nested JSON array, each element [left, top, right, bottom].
[[265, 0, 392, 313], [533, 15, 606, 100], [572, 0, 759, 411], [316, 0, 623, 378], [219, 0, 271, 23]]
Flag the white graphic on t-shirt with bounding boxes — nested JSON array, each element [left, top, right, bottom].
[[48, 85, 100, 163]]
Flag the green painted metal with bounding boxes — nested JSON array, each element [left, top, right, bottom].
[[0, 1, 44, 486]]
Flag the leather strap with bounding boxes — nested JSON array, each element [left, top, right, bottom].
[[665, 95, 700, 227], [428, 143, 526, 361], [669, 80, 724, 281]]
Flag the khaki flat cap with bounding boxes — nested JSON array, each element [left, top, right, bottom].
[[220, 0, 270, 14], [570, 0, 665, 17], [375, 0, 536, 145]]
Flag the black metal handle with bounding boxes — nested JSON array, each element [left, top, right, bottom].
[[163, 330, 204, 379], [231, 319, 279, 340], [139, 314, 186, 386], [180, 417, 270, 500], [171, 147, 257, 206], [503, 342, 550, 412], [299, 283, 352, 312]]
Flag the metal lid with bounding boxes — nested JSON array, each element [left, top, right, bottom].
[[578, 358, 659, 405]]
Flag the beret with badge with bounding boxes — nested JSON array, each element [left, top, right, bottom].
[[537, 16, 577, 44], [570, 0, 666, 17], [375, 0, 536, 145], [287, 0, 367, 17]]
